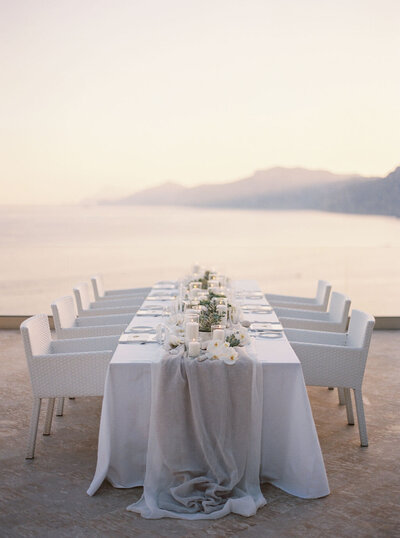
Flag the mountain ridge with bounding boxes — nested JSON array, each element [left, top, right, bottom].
[[100, 166, 400, 217]]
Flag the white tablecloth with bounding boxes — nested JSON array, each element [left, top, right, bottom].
[[87, 280, 330, 500]]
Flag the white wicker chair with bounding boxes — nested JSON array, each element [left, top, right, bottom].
[[266, 280, 331, 311], [91, 275, 151, 302], [275, 292, 350, 332], [51, 295, 131, 417], [21, 314, 119, 458], [52, 296, 131, 339], [73, 282, 142, 317], [288, 310, 375, 446]]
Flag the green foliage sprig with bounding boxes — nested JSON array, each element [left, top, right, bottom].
[[199, 299, 223, 332], [196, 269, 211, 289], [225, 334, 241, 347]]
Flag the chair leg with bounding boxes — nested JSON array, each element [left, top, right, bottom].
[[26, 398, 41, 459], [353, 389, 368, 447], [338, 387, 346, 405], [56, 397, 65, 416], [344, 388, 354, 425], [328, 387, 334, 390], [43, 398, 55, 436]]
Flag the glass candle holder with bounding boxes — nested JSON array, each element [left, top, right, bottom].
[[218, 275, 226, 287], [229, 306, 240, 325], [185, 321, 199, 341], [207, 280, 219, 291], [183, 300, 196, 312], [216, 304, 228, 325], [190, 289, 201, 300], [184, 310, 200, 324], [211, 324, 226, 341]]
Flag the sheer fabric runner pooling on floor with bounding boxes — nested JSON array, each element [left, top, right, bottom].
[[127, 345, 265, 519]]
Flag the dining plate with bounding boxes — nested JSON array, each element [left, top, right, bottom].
[[136, 310, 163, 316], [119, 333, 159, 344], [125, 326, 156, 334], [241, 305, 273, 312], [250, 322, 283, 331], [255, 332, 283, 339]]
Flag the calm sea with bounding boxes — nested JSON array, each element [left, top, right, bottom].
[[0, 205, 399, 316]]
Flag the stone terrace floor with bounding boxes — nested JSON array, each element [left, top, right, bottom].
[[0, 329, 399, 538]]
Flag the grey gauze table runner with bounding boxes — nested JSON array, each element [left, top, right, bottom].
[[127, 346, 266, 519]]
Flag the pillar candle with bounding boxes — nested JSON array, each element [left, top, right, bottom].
[[213, 328, 225, 341], [186, 322, 199, 340], [188, 340, 201, 357]]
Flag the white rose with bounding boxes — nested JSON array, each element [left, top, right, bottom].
[[237, 328, 250, 346], [207, 339, 224, 360], [168, 334, 181, 347], [222, 347, 239, 365]]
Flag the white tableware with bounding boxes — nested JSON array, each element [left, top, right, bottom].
[[136, 309, 163, 316], [119, 333, 158, 344], [125, 326, 156, 334]]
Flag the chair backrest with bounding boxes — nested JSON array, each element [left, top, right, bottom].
[[328, 292, 351, 324], [51, 296, 76, 334], [316, 280, 331, 309], [347, 310, 375, 350], [73, 282, 92, 314], [91, 275, 104, 300], [20, 314, 52, 360]]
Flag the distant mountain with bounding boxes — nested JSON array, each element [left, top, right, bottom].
[[102, 166, 400, 217], [117, 181, 186, 205]]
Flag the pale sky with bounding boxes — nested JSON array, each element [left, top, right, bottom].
[[0, 0, 399, 204]]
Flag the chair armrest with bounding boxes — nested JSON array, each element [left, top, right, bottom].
[[105, 287, 152, 296], [91, 297, 144, 307], [284, 328, 347, 345], [279, 317, 343, 331], [58, 325, 126, 339], [268, 299, 324, 310], [51, 335, 119, 353], [37, 350, 113, 361], [275, 307, 327, 320], [77, 314, 132, 326], [266, 293, 312, 303], [79, 306, 139, 316]]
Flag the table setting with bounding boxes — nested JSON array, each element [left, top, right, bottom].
[[87, 265, 330, 519]]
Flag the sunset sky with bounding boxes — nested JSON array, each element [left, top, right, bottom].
[[1, 0, 399, 204]]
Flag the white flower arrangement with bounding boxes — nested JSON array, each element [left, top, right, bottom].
[[166, 313, 184, 328], [168, 333, 184, 348], [206, 339, 239, 364], [236, 327, 251, 346], [226, 327, 250, 347]]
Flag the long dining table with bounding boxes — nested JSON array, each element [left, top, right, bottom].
[[87, 280, 330, 502]]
